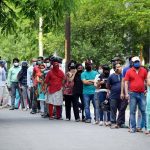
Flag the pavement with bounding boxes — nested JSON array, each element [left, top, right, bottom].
[[0, 108, 150, 150]]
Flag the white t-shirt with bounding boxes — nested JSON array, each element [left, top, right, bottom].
[[0, 67, 6, 86]]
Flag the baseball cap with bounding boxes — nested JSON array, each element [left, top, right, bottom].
[[132, 56, 140, 62]]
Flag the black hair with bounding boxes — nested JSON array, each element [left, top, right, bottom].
[[13, 58, 19, 63], [38, 56, 44, 60]]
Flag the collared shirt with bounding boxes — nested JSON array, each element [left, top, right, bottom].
[[124, 67, 147, 93], [27, 65, 34, 87], [7, 66, 21, 87]]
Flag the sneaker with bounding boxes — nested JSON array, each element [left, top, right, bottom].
[[75, 118, 80, 122], [49, 117, 54, 120], [105, 121, 111, 126], [110, 124, 119, 129], [93, 121, 99, 125], [129, 128, 136, 133], [9, 107, 15, 110], [30, 111, 36, 114], [99, 121, 104, 126], [66, 118, 70, 121], [120, 124, 128, 128], [85, 119, 91, 123]]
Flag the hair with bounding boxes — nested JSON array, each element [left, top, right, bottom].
[[113, 62, 121, 71], [38, 56, 44, 60], [13, 58, 19, 63]]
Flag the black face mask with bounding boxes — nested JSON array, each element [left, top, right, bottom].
[[77, 70, 83, 73], [103, 71, 109, 77], [86, 66, 92, 71], [22, 66, 28, 70]]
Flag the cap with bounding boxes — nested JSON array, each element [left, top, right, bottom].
[[132, 56, 140, 62]]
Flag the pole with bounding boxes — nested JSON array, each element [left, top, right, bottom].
[[39, 17, 43, 57], [65, 15, 71, 73]]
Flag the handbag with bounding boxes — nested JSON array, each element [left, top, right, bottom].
[[100, 98, 110, 112]]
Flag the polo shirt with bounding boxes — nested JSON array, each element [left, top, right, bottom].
[[124, 67, 147, 92]]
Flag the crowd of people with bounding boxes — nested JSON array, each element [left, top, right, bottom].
[[0, 55, 150, 135]]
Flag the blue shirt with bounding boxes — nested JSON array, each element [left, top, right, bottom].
[[81, 70, 98, 94], [107, 73, 122, 100], [122, 66, 130, 78]]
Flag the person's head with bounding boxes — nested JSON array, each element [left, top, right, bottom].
[[113, 63, 122, 74], [132, 56, 141, 69], [76, 63, 83, 73], [68, 60, 76, 71], [102, 64, 110, 77], [111, 57, 121, 65], [129, 56, 133, 67], [97, 65, 103, 74], [31, 58, 37, 66], [0, 60, 3, 68], [13, 58, 20, 67], [39, 64, 45, 72], [37, 56, 44, 65], [44, 58, 51, 68], [85, 60, 93, 72], [21, 61, 28, 70]]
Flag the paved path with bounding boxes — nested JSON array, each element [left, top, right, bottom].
[[0, 109, 150, 150]]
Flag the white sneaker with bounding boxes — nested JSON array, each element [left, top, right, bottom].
[[99, 121, 103, 126], [105, 121, 111, 126], [93, 121, 99, 125]]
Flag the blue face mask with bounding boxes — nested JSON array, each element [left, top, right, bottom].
[[133, 62, 140, 68]]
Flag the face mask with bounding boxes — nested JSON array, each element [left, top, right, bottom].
[[41, 69, 45, 72], [32, 62, 37, 66], [77, 70, 83, 73], [37, 61, 42, 65], [86, 66, 92, 71], [98, 69, 102, 74], [14, 63, 19, 67], [46, 63, 51, 67], [133, 62, 140, 69]]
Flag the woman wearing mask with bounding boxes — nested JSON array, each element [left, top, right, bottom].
[[64, 61, 80, 121], [18, 61, 28, 110], [45, 58, 65, 120], [73, 64, 85, 121]]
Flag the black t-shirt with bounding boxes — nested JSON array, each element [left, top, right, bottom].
[[73, 72, 83, 95], [99, 73, 109, 89]]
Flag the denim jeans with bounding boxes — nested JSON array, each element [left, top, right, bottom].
[[11, 82, 21, 108], [83, 94, 96, 120], [129, 92, 146, 130], [94, 91, 110, 122]]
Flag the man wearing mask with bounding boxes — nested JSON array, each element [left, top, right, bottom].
[[124, 56, 147, 133], [7, 58, 21, 110], [81, 60, 98, 123], [107, 63, 126, 128], [27, 58, 37, 109]]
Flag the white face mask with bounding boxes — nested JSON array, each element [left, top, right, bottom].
[[46, 63, 51, 67], [32, 62, 37, 66], [14, 63, 19, 67]]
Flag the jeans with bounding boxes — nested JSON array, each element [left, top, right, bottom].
[[83, 94, 96, 120], [95, 91, 110, 122], [110, 98, 128, 125], [20, 86, 28, 109], [129, 92, 146, 129], [10, 82, 21, 108]]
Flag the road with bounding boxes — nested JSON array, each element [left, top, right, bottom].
[[0, 109, 150, 150]]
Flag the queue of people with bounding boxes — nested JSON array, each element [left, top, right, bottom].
[[0, 55, 150, 135]]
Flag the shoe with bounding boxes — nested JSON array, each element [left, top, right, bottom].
[[66, 118, 70, 121], [49, 117, 54, 120], [129, 128, 136, 133], [75, 118, 80, 122], [9, 107, 14, 110], [99, 121, 104, 126], [85, 119, 91, 123], [105, 121, 111, 126], [93, 121, 99, 125], [136, 128, 143, 132], [120, 124, 128, 128], [110, 124, 119, 129], [30, 111, 36, 114]]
